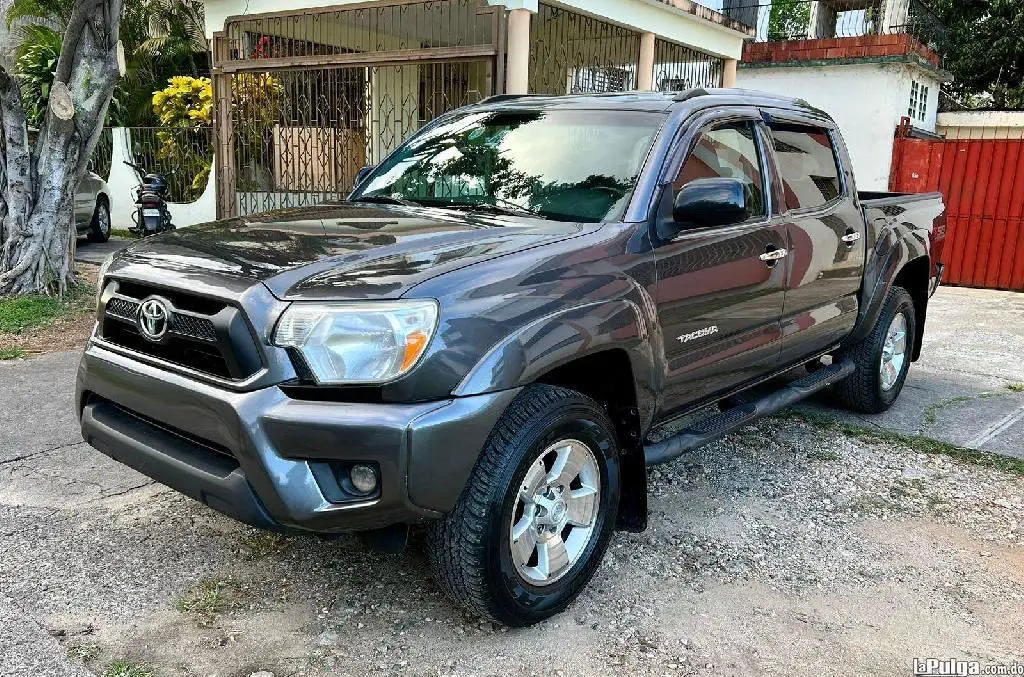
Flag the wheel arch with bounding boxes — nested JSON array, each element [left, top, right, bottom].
[[849, 232, 931, 363], [453, 300, 657, 533]]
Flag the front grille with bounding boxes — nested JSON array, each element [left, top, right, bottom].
[[106, 297, 139, 321], [170, 314, 217, 342], [100, 280, 262, 380]]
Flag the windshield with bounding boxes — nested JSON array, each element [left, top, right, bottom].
[[351, 109, 666, 223]]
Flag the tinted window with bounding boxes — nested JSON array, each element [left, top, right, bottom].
[[675, 122, 766, 219], [353, 110, 665, 223], [771, 126, 842, 211]]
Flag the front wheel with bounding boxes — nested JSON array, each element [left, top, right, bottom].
[[833, 286, 916, 414], [427, 385, 620, 626]]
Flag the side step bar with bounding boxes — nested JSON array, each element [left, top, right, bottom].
[[644, 358, 856, 467]]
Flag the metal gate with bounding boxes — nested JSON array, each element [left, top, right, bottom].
[[212, 0, 503, 218], [890, 119, 1024, 291]]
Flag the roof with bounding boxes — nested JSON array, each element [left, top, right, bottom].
[[475, 89, 824, 117]]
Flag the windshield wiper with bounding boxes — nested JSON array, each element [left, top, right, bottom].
[[445, 199, 548, 220], [352, 194, 422, 208]]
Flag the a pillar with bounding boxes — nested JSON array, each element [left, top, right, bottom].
[[506, 8, 532, 94], [723, 59, 738, 88], [638, 32, 656, 91]]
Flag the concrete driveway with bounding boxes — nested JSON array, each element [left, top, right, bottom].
[[1, 286, 1022, 676], [810, 286, 1024, 457]]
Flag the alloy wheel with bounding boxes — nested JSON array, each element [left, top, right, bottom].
[[508, 439, 601, 586]]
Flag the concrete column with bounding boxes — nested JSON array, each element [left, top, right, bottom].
[[506, 8, 532, 94], [638, 32, 656, 91], [723, 59, 738, 88]]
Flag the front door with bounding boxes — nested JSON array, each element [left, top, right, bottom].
[[652, 118, 788, 416]]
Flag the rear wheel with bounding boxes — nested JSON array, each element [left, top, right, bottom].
[[87, 199, 111, 243], [833, 287, 916, 414], [427, 384, 620, 626]]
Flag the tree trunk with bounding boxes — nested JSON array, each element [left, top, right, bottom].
[[0, 0, 124, 296]]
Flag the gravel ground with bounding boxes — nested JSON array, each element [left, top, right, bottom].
[[2, 410, 1022, 676]]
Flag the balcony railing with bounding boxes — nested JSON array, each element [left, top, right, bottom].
[[709, 0, 946, 51]]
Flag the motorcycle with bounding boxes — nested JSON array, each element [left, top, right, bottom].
[[124, 161, 175, 236]]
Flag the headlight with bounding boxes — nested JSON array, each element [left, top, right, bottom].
[[95, 252, 116, 309], [273, 300, 439, 384]]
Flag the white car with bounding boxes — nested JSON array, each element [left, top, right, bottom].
[[75, 170, 113, 243]]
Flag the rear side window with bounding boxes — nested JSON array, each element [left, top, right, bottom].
[[675, 122, 766, 220], [770, 126, 843, 211]]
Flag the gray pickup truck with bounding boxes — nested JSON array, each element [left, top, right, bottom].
[[77, 89, 945, 626]]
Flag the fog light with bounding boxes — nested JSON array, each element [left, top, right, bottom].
[[349, 464, 378, 495]]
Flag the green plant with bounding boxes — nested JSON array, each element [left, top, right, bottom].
[[240, 531, 290, 560], [103, 659, 155, 677], [231, 72, 285, 188], [1008, 383, 1024, 393], [176, 577, 240, 626], [923, 395, 971, 425], [767, 0, 811, 42], [0, 348, 26, 360], [12, 25, 62, 128], [151, 76, 214, 198], [0, 284, 94, 333]]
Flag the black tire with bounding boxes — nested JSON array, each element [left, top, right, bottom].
[[833, 286, 916, 414], [427, 384, 621, 626], [87, 199, 111, 243]]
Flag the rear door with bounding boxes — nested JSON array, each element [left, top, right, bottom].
[[762, 116, 866, 363], [652, 110, 789, 416]]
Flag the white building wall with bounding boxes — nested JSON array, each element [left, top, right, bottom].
[[737, 62, 944, 191], [106, 129, 218, 229]]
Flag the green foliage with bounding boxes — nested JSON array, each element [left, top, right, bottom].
[[0, 285, 93, 333], [12, 25, 61, 128], [929, 0, 1024, 110], [103, 660, 155, 677], [767, 0, 810, 41], [0, 348, 26, 360], [0, 296, 66, 333], [152, 76, 214, 195], [6, 0, 210, 126]]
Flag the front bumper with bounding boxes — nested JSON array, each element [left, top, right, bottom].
[[76, 343, 519, 533]]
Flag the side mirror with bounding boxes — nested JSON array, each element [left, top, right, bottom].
[[355, 165, 375, 187], [671, 177, 750, 231]]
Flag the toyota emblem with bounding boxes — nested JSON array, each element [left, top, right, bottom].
[[137, 297, 171, 341]]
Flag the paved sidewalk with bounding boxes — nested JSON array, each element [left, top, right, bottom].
[[74, 238, 131, 265], [805, 286, 1024, 457]]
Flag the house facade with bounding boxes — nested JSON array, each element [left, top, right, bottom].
[[728, 0, 950, 190], [198, 0, 752, 217]]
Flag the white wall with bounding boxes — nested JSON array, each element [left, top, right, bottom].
[[106, 128, 218, 229], [937, 111, 1024, 139], [737, 62, 944, 191]]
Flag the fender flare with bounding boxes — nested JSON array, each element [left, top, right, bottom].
[[453, 299, 658, 428], [453, 299, 658, 533], [847, 230, 929, 349]]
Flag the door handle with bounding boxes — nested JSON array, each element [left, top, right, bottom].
[[842, 231, 862, 245], [760, 248, 789, 263]]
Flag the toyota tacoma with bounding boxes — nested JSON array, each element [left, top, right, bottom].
[[77, 89, 946, 626]]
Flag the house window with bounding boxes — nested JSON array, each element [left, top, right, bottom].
[[909, 81, 930, 123]]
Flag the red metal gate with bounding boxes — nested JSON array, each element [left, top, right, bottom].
[[890, 119, 1024, 291]]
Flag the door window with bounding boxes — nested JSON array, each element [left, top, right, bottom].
[[675, 122, 766, 220], [770, 126, 843, 211]]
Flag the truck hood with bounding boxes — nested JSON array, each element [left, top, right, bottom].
[[112, 203, 587, 301]]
